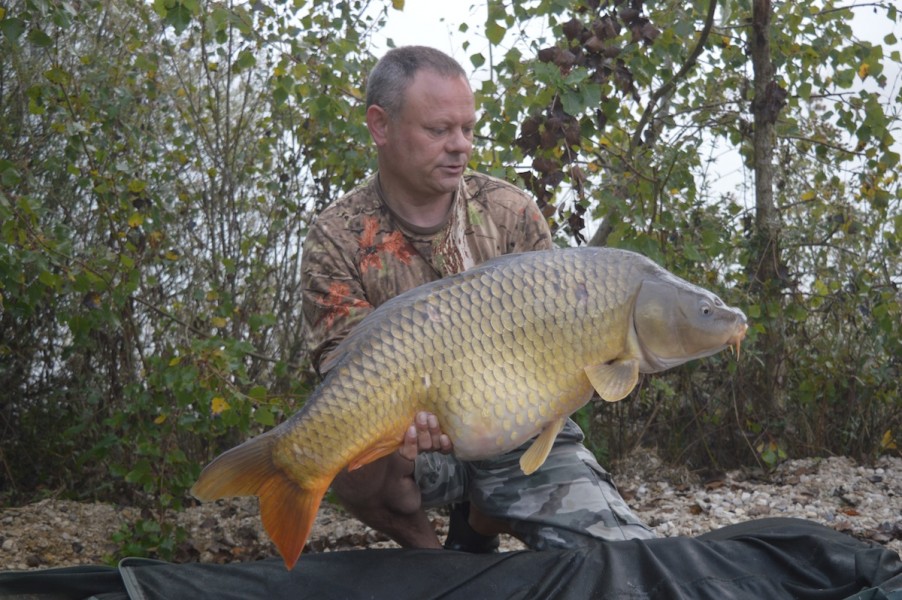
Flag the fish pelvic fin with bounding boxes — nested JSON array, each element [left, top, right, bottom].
[[347, 434, 405, 472], [191, 431, 330, 570], [519, 417, 567, 475], [585, 358, 640, 402]]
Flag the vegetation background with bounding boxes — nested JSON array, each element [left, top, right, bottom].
[[1, 0, 899, 560]]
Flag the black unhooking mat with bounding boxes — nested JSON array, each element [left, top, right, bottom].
[[2, 518, 901, 600]]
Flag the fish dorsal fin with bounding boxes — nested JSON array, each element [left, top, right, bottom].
[[585, 359, 640, 402], [519, 417, 567, 475]]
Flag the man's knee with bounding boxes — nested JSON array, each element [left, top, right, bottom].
[[332, 468, 423, 517]]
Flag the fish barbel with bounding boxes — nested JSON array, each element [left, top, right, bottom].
[[191, 247, 748, 569]]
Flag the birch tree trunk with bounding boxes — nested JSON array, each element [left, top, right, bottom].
[[748, 0, 788, 412]]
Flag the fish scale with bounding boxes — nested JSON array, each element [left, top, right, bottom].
[[192, 247, 747, 569]]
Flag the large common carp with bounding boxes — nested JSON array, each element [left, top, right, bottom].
[[191, 247, 747, 569]]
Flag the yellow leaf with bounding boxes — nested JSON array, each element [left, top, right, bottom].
[[881, 429, 897, 451], [169, 356, 181, 366], [128, 212, 144, 228], [858, 63, 869, 80], [800, 190, 816, 202], [154, 414, 167, 425], [392, 0, 404, 9], [165, 250, 180, 261], [211, 396, 230, 415], [211, 316, 227, 328]]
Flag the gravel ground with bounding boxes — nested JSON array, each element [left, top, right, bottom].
[[1, 452, 899, 571]]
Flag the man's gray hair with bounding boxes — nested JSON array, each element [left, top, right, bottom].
[[366, 46, 468, 118]]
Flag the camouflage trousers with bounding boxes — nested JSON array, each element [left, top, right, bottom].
[[414, 419, 656, 550]]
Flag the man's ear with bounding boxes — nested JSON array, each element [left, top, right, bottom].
[[366, 105, 390, 146]]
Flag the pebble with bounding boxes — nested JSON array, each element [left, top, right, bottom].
[[0, 453, 899, 571], [616, 453, 901, 557]]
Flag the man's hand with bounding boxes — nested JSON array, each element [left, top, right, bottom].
[[332, 410, 450, 549], [398, 411, 453, 461]]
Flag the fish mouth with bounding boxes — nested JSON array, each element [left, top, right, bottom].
[[727, 322, 749, 358]]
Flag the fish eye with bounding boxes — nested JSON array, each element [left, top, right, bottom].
[[700, 302, 712, 316]]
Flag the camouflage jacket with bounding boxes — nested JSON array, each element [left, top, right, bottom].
[[301, 171, 553, 374]]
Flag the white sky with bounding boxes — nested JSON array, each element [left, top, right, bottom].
[[376, 2, 476, 59]]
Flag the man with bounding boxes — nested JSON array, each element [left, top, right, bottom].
[[300, 46, 655, 553]]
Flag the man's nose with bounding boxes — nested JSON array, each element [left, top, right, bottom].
[[447, 128, 472, 154]]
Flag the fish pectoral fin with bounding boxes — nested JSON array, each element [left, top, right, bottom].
[[347, 435, 405, 472], [519, 417, 567, 475], [585, 359, 640, 402]]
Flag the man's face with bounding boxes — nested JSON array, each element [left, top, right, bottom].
[[374, 70, 476, 205]]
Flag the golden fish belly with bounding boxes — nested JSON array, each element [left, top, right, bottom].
[[415, 337, 605, 460], [433, 381, 597, 460]]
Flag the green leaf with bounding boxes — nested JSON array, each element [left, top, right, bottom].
[[273, 85, 288, 106], [27, 28, 53, 47], [682, 244, 704, 262], [235, 50, 256, 71], [253, 407, 275, 426], [163, 3, 193, 34], [0, 162, 21, 186], [151, 0, 170, 18], [785, 303, 808, 322], [0, 17, 26, 43], [248, 312, 276, 330], [43, 66, 71, 85], [486, 20, 506, 45], [125, 460, 152, 484], [747, 304, 761, 319]]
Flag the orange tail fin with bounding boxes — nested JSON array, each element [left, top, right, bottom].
[[191, 431, 331, 570], [258, 475, 330, 570]]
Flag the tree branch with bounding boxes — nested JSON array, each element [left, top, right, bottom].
[[630, 0, 719, 150]]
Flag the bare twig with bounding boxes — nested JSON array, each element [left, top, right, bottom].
[[631, 0, 719, 150]]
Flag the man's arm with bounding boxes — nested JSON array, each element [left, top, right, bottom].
[[301, 217, 454, 547], [511, 189, 555, 253], [300, 221, 374, 375]]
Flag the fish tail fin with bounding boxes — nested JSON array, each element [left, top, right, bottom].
[[191, 430, 279, 500], [259, 476, 330, 570], [191, 431, 330, 570]]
